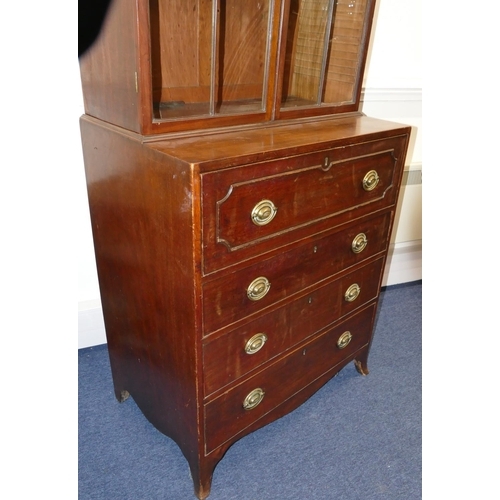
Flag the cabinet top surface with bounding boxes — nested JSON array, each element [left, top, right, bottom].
[[144, 114, 411, 167]]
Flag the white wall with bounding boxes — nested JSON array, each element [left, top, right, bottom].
[[77, 0, 422, 348], [362, 0, 422, 288]]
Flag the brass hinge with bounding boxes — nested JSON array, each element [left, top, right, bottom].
[[134, 72, 138, 93]]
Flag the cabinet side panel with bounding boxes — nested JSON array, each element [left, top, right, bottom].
[[79, 0, 141, 132], [80, 117, 201, 462]]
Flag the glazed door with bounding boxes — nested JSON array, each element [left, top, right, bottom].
[[150, 0, 274, 122], [279, 0, 374, 117]]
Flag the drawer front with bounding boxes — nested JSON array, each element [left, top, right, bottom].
[[203, 257, 384, 396], [203, 212, 391, 335], [202, 136, 406, 273], [204, 304, 377, 453]]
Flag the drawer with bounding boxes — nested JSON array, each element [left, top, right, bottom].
[[202, 212, 391, 335], [201, 136, 406, 273], [203, 257, 384, 396], [204, 303, 377, 453]]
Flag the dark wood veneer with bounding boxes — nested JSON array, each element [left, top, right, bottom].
[[203, 258, 384, 396], [202, 214, 391, 333], [204, 303, 377, 453], [80, 113, 409, 498]]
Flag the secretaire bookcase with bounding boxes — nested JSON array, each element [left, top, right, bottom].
[[79, 0, 412, 497]]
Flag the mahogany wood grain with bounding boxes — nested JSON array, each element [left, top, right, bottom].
[[204, 303, 377, 453], [149, 114, 410, 170], [196, 337, 375, 498], [79, 0, 141, 133], [80, 116, 205, 485], [150, 0, 213, 101], [203, 257, 384, 396], [218, 0, 271, 104], [202, 214, 391, 333], [205, 147, 397, 253], [188, 120, 409, 273], [80, 112, 409, 498]]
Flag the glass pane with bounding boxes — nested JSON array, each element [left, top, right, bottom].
[[150, 0, 271, 121], [216, 0, 271, 115], [323, 0, 368, 104], [150, 0, 214, 120], [281, 0, 368, 110]]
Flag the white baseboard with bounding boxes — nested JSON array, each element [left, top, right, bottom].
[[78, 240, 422, 349], [78, 301, 106, 349], [382, 240, 422, 287]]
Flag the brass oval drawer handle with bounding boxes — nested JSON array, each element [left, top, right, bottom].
[[362, 170, 380, 191], [251, 199, 277, 226], [245, 333, 268, 355], [243, 388, 265, 410], [247, 276, 271, 301], [351, 233, 368, 254], [344, 283, 361, 302], [337, 331, 352, 349]]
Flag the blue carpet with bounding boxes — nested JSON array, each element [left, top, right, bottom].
[[79, 281, 421, 500]]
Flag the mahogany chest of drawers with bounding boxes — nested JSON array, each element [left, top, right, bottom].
[[79, 0, 412, 496], [80, 113, 411, 498]]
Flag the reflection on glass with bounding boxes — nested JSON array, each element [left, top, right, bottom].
[[281, 0, 368, 109], [216, 0, 271, 115]]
